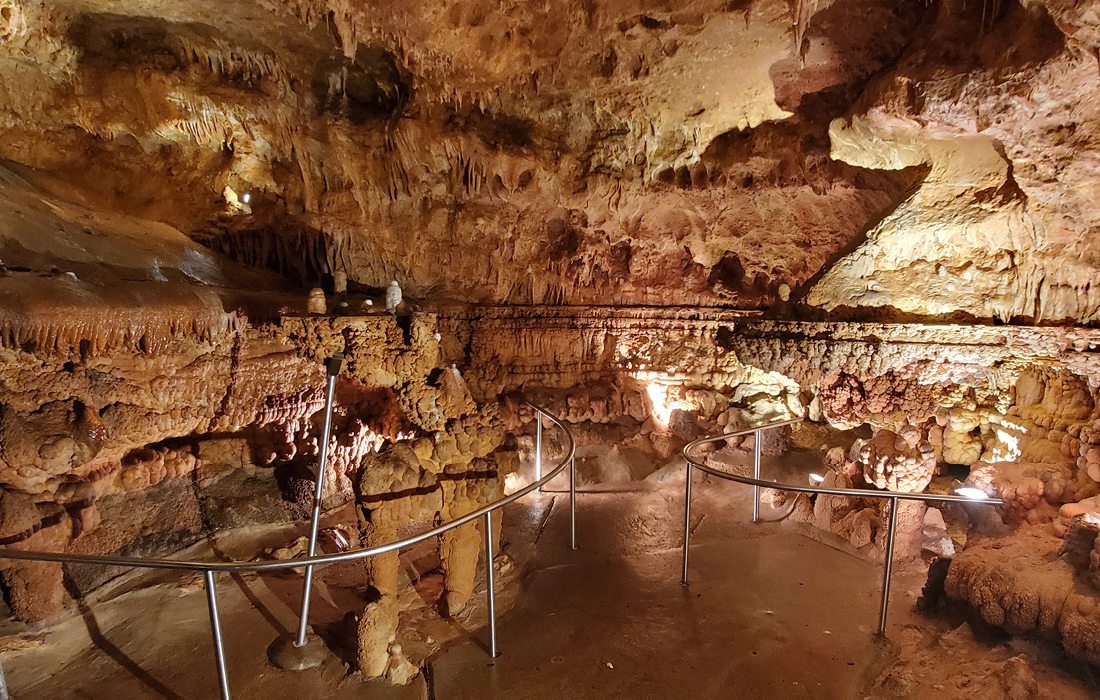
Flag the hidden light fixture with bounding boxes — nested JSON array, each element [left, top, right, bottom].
[[954, 486, 990, 500]]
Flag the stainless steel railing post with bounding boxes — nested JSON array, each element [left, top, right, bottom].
[[877, 497, 899, 635], [569, 455, 576, 550], [535, 410, 543, 488], [483, 511, 498, 658], [295, 353, 342, 647], [204, 570, 232, 700], [681, 462, 693, 585], [752, 428, 762, 523]]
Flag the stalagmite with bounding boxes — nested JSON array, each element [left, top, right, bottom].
[[307, 287, 327, 314], [438, 521, 481, 615], [385, 280, 402, 314]]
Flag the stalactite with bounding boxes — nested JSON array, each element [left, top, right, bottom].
[[0, 309, 240, 357], [791, 0, 817, 63]]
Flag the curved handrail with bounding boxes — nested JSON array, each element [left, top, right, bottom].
[[682, 421, 1002, 506], [0, 402, 574, 698], [679, 416, 1001, 637], [0, 406, 576, 572]]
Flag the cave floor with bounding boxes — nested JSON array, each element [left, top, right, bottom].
[[429, 479, 887, 700], [2, 471, 1095, 699]]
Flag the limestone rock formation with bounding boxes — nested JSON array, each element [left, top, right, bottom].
[[1, 0, 1100, 692], [810, 1, 1100, 323], [353, 361, 509, 676], [857, 426, 936, 493], [945, 525, 1100, 666]]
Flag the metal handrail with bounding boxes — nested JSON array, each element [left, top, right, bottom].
[[0, 413, 574, 572], [0, 403, 576, 699], [679, 418, 1002, 635]]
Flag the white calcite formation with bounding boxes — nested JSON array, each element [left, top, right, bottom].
[[857, 426, 936, 493]]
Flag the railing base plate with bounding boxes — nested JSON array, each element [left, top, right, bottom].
[[267, 633, 330, 671]]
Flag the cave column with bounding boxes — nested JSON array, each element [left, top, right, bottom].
[[356, 503, 400, 677]]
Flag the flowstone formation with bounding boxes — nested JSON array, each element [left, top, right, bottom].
[[0, 284, 508, 680]]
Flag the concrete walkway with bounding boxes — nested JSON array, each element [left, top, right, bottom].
[[432, 479, 887, 699]]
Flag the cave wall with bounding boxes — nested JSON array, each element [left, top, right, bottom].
[[441, 305, 1100, 558], [810, 1, 1100, 322], [2, 0, 1100, 675], [441, 305, 1100, 401], [0, 171, 511, 632]]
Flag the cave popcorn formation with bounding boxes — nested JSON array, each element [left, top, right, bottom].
[[0, 0, 1099, 698]]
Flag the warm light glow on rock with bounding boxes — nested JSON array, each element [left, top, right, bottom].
[[504, 471, 523, 494], [634, 371, 678, 427], [645, 380, 672, 427]]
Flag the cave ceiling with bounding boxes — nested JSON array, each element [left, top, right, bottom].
[[0, 0, 1098, 322]]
